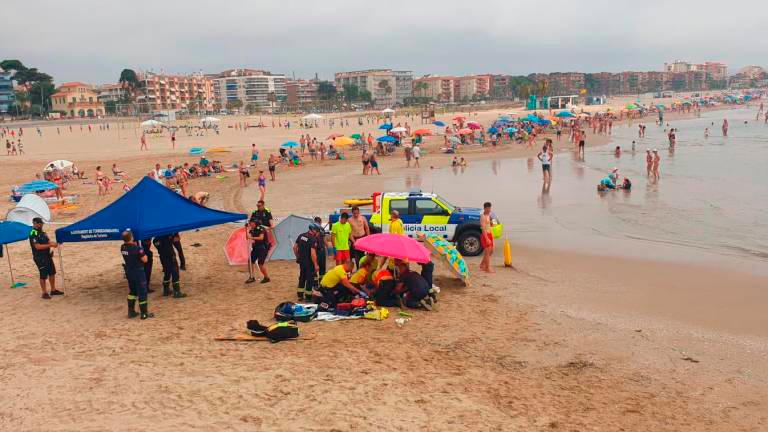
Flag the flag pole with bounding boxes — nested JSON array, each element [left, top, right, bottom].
[[57, 245, 66, 293]]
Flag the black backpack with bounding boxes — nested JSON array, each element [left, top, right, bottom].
[[247, 320, 299, 343]]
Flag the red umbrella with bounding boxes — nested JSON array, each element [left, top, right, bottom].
[[458, 128, 473, 135], [466, 123, 481, 130], [413, 129, 433, 136], [224, 227, 249, 266], [353, 233, 431, 264]]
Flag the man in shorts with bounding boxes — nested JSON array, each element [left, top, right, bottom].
[[349, 206, 370, 266], [29, 217, 63, 299], [245, 219, 270, 284], [479, 202, 495, 273], [331, 212, 352, 265]]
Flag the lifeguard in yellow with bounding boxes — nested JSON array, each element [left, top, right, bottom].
[[389, 210, 405, 235]]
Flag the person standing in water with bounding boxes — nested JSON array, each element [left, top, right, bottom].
[[652, 149, 661, 180], [646, 149, 653, 177], [722, 119, 729, 137], [537, 144, 552, 186]]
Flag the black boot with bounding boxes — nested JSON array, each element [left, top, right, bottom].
[[172, 282, 187, 298], [162, 281, 171, 297], [127, 299, 138, 318], [139, 302, 154, 320]]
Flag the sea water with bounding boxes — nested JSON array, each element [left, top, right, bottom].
[[391, 107, 768, 275]]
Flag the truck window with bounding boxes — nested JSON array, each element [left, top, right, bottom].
[[389, 199, 409, 215], [414, 199, 448, 216]]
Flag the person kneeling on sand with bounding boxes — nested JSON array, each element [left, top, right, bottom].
[[316, 261, 366, 310], [395, 261, 435, 311]]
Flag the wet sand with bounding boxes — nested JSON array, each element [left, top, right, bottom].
[[1, 105, 766, 431]]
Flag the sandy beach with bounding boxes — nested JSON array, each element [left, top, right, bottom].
[[1, 103, 767, 431]]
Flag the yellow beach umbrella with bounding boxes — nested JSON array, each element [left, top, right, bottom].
[[334, 137, 355, 146]]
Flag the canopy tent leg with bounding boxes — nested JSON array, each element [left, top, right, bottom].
[[57, 245, 66, 293], [7, 247, 15, 287]]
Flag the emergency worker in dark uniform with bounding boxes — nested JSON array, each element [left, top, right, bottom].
[[153, 234, 187, 298], [121, 230, 153, 319], [244, 219, 270, 284], [140, 238, 154, 293], [293, 224, 321, 301], [29, 217, 63, 299], [313, 216, 327, 277]]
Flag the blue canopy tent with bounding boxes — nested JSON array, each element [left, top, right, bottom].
[[0, 220, 32, 288], [377, 135, 397, 143], [56, 177, 246, 243], [556, 111, 574, 118], [15, 180, 58, 195], [432, 121, 446, 127]]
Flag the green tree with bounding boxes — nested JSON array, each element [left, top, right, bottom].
[[245, 103, 260, 114], [226, 99, 244, 112], [359, 89, 372, 102], [317, 81, 337, 100], [1, 59, 55, 113], [342, 84, 360, 103], [104, 100, 118, 114]]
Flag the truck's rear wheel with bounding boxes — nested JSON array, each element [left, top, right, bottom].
[[456, 230, 482, 257]]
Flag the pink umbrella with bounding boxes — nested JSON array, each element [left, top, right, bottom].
[[458, 128, 473, 135], [224, 227, 249, 265], [466, 122, 481, 130], [353, 233, 431, 264]]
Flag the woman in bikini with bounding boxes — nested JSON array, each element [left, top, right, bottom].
[[238, 161, 248, 187], [257, 171, 267, 201]]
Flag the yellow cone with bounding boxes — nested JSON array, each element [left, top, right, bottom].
[[503, 238, 512, 267]]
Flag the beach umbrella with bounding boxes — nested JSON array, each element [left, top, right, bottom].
[[326, 133, 345, 139], [498, 115, 512, 121], [390, 127, 407, 133], [625, 104, 639, 110], [0, 220, 32, 288], [206, 147, 231, 154], [280, 141, 300, 149], [353, 233, 431, 264], [655, 104, 666, 110], [140, 119, 164, 128], [378, 123, 393, 130], [419, 233, 469, 286], [377, 136, 397, 143], [413, 129, 432, 136], [381, 108, 395, 114], [302, 113, 323, 120], [43, 160, 74, 172], [333, 137, 355, 146], [504, 127, 518, 133], [223, 227, 249, 266], [16, 180, 59, 195], [466, 123, 482, 130], [556, 111, 574, 118], [350, 133, 362, 139], [452, 115, 466, 121], [432, 121, 446, 127], [200, 116, 221, 123], [458, 128, 473, 135], [487, 127, 498, 134], [524, 114, 540, 122]]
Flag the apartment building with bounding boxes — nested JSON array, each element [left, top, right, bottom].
[[136, 72, 213, 111], [335, 69, 413, 108], [454, 75, 491, 101], [412, 76, 456, 102], [210, 69, 287, 110], [665, 60, 728, 81], [50, 82, 105, 117], [285, 79, 318, 106], [94, 83, 127, 104], [0, 69, 14, 113]]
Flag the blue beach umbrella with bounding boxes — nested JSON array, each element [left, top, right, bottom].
[[379, 124, 393, 130], [377, 136, 397, 143], [280, 141, 299, 148], [487, 127, 498, 134], [432, 121, 446, 127], [556, 111, 574, 118], [505, 127, 518, 133], [498, 115, 512, 121], [16, 180, 58, 194], [525, 114, 540, 123]]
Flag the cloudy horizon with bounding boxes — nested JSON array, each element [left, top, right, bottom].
[[2, 0, 766, 85]]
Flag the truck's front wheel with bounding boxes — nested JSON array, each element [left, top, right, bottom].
[[456, 230, 482, 257]]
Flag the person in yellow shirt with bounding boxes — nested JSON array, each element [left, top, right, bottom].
[[349, 256, 375, 288], [318, 261, 366, 309], [389, 210, 405, 235]]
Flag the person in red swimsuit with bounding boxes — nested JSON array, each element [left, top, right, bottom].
[[479, 202, 495, 273]]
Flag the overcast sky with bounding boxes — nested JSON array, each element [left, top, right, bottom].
[[3, 0, 766, 85]]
